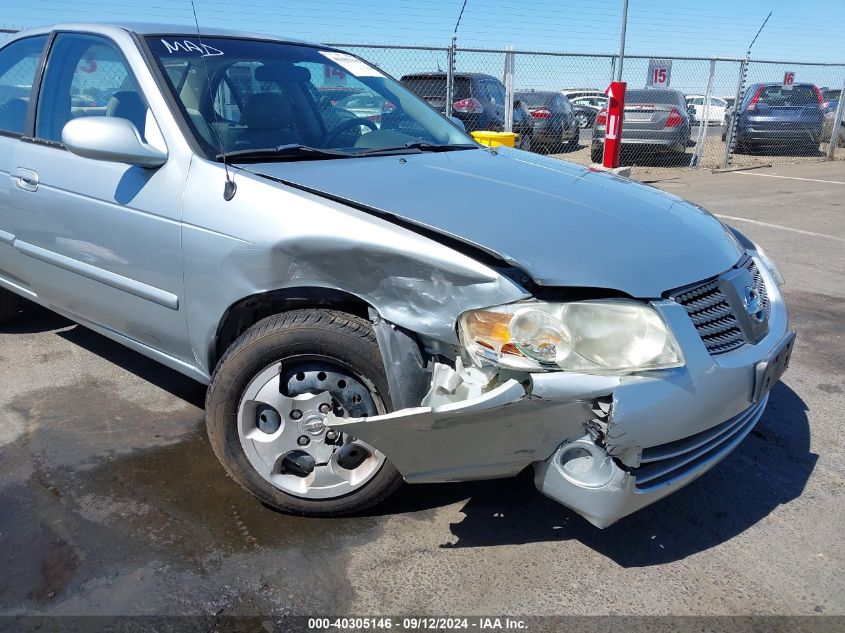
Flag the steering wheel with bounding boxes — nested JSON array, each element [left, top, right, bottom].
[[325, 116, 379, 145]]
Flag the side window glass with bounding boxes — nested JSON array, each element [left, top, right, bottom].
[[486, 81, 506, 106], [0, 35, 48, 135], [473, 81, 490, 102], [36, 33, 146, 143]]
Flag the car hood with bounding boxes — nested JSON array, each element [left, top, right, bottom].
[[242, 148, 743, 297]]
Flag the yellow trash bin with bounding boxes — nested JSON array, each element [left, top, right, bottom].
[[471, 131, 517, 148]]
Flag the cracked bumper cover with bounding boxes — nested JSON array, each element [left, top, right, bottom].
[[331, 264, 790, 528]]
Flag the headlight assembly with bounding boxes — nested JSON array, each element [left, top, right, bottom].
[[751, 242, 784, 287], [459, 300, 684, 374]]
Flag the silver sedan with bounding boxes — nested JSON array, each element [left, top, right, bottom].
[[0, 23, 793, 528]]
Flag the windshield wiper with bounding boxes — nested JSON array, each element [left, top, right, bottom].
[[353, 142, 478, 156], [218, 144, 354, 162]]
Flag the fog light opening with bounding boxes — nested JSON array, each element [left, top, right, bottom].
[[557, 441, 616, 488]]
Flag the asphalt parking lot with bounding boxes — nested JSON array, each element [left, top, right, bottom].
[[1, 161, 843, 621]]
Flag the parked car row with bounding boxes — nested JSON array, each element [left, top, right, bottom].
[[315, 71, 834, 161]]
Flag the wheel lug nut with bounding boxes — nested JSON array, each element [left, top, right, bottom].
[[319, 403, 332, 414], [290, 409, 302, 420], [325, 430, 338, 441], [297, 435, 310, 446]]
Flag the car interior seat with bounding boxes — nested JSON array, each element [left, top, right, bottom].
[[239, 91, 301, 149]]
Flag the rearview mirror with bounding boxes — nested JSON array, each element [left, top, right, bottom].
[[62, 117, 167, 168]]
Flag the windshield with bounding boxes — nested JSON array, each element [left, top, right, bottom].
[[145, 36, 475, 160], [755, 85, 819, 108], [516, 92, 552, 108], [625, 89, 683, 106]]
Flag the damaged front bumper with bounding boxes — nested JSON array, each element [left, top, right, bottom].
[[331, 265, 792, 528]]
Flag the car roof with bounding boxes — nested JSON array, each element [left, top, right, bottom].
[[515, 89, 557, 96], [400, 72, 498, 81], [6, 22, 314, 46], [749, 82, 817, 88], [627, 88, 684, 95]]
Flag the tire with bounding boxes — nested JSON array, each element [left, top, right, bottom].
[[590, 146, 603, 163], [205, 309, 404, 516], [575, 113, 589, 129], [0, 289, 21, 326], [516, 133, 532, 152]]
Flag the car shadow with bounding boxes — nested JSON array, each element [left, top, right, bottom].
[[734, 145, 826, 157], [378, 382, 814, 567], [26, 315, 815, 566], [0, 300, 73, 334], [55, 323, 207, 408], [619, 150, 695, 167]]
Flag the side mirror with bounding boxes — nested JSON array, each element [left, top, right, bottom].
[[62, 117, 167, 168], [513, 99, 522, 109], [687, 104, 696, 116], [449, 115, 466, 131]]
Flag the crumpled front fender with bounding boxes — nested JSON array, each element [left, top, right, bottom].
[[328, 367, 617, 483]]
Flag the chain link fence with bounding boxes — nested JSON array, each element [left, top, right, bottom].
[[3, 27, 844, 170], [329, 42, 844, 170]]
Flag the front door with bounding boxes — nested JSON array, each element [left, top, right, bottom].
[[10, 32, 192, 363], [0, 34, 48, 295]]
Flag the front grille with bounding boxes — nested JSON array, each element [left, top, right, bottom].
[[672, 277, 746, 354], [747, 259, 771, 319], [671, 257, 769, 355], [631, 397, 768, 492]]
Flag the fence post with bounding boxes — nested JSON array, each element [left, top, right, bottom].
[[691, 59, 716, 168], [503, 47, 515, 133], [826, 76, 845, 160], [445, 38, 456, 119], [609, 55, 617, 85], [723, 58, 748, 168]]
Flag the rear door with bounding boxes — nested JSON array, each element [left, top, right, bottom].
[[557, 94, 574, 135], [0, 34, 48, 296], [479, 78, 507, 129], [10, 31, 192, 362]]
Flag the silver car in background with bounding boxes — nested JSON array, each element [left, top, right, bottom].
[[0, 24, 794, 528], [591, 88, 692, 163]]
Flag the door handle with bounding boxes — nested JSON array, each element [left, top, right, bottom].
[[12, 168, 39, 192]]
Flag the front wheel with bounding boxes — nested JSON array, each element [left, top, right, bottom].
[[205, 309, 404, 516], [516, 133, 532, 152], [575, 113, 589, 129]]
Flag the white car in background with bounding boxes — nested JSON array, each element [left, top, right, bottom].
[[335, 92, 396, 127], [562, 88, 606, 102], [686, 95, 728, 124]]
